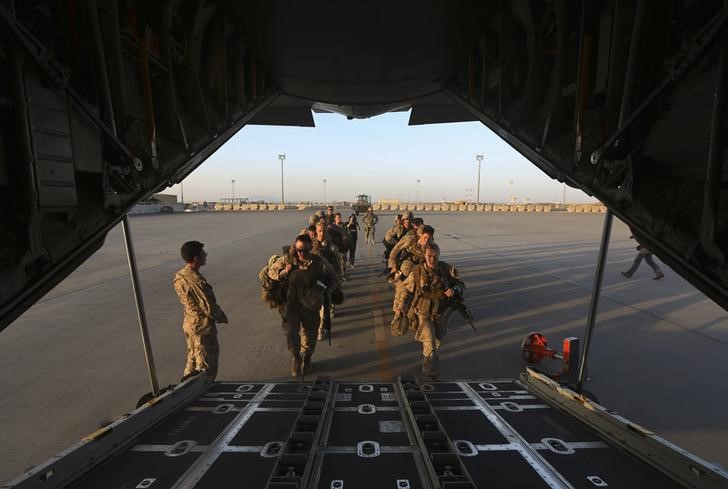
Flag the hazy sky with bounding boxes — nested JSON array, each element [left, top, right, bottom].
[[167, 111, 592, 204]]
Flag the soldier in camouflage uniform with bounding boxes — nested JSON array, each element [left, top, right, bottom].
[[268, 234, 339, 376], [383, 214, 405, 261], [314, 222, 341, 275], [394, 216, 424, 249], [309, 210, 325, 226], [362, 208, 379, 244], [300, 224, 315, 252], [330, 213, 350, 279], [388, 224, 435, 277], [324, 205, 335, 226], [393, 242, 464, 378], [173, 241, 228, 381], [384, 214, 404, 243], [314, 221, 342, 339]]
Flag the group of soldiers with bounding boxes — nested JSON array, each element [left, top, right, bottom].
[[172, 205, 465, 382], [381, 211, 465, 378]]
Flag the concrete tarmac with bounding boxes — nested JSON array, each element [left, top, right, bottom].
[[1, 211, 727, 482]]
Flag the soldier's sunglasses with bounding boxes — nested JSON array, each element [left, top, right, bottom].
[[295, 247, 311, 253]]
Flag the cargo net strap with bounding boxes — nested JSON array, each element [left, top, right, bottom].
[[266, 377, 333, 489], [399, 377, 476, 489]]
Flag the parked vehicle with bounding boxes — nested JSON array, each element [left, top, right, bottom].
[[352, 194, 372, 214]]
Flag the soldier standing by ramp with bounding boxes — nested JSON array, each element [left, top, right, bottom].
[[173, 241, 228, 380], [362, 208, 379, 244]]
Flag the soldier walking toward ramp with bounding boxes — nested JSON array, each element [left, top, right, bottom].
[[383, 213, 405, 261], [173, 241, 228, 381], [324, 205, 335, 226], [389, 224, 435, 277], [362, 208, 379, 244], [393, 242, 464, 379], [346, 214, 360, 267], [268, 235, 340, 376]]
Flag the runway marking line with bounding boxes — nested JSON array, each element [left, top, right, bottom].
[[366, 244, 394, 380]]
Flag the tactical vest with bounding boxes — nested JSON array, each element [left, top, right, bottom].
[[406, 262, 452, 321]]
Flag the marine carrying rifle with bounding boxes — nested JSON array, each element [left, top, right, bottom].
[[442, 287, 477, 333]]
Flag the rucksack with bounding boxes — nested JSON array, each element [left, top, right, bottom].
[[259, 255, 287, 309]]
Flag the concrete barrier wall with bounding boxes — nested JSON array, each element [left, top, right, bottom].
[[203, 201, 601, 214], [566, 203, 605, 213]]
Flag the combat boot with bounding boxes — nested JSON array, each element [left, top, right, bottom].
[[422, 355, 439, 380], [302, 353, 313, 375], [291, 354, 302, 377]]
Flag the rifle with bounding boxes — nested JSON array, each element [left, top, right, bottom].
[[443, 289, 477, 333], [323, 289, 332, 346], [377, 267, 391, 277]]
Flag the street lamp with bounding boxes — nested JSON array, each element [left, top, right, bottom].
[[231, 179, 236, 201], [416, 179, 421, 205], [278, 154, 286, 205], [475, 154, 484, 205], [323, 178, 327, 206]]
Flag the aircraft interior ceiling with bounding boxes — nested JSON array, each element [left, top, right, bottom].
[[0, 0, 727, 330]]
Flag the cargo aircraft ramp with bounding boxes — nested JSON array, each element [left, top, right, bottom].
[[6, 373, 721, 489]]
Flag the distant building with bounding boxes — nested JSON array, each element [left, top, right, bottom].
[[153, 193, 178, 205]]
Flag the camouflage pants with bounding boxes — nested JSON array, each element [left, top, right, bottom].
[[284, 304, 319, 357], [339, 252, 347, 278], [414, 311, 452, 377], [364, 226, 375, 243], [183, 329, 220, 380]]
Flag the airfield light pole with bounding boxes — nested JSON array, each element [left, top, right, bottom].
[[231, 179, 236, 202], [476, 154, 483, 205], [416, 179, 421, 205], [278, 153, 286, 205], [323, 178, 327, 206], [509, 180, 514, 204]]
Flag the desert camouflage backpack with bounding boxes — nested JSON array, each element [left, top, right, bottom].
[[259, 255, 287, 309]]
